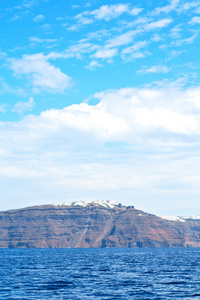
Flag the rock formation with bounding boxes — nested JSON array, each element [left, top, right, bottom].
[[0, 200, 199, 248]]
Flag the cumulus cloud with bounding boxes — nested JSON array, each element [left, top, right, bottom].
[[12, 97, 35, 114], [39, 102, 128, 140], [1, 84, 200, 213], [8, 85, 198, 145], [9, 53, 71, 93], [0, 85, 199, 171], [90, 86, 199, 137]]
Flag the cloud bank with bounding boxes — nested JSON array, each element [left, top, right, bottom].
[[0, 84, 200, 213]]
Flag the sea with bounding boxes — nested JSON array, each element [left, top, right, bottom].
[[0, 248, 200, 299]]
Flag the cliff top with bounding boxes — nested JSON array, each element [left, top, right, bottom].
[[159, 215, 200, 222], [52, 199, 125, 209]]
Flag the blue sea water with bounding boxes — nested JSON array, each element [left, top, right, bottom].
[[0, 248, 200, 299]]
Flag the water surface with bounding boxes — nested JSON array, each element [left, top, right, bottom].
[[0, 248, 200, 299]]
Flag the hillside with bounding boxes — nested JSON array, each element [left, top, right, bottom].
[[0, 200, 200, 248]]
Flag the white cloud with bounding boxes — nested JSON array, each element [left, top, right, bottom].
[[0, 77, 25, 97], [9, 53, 71, 93], [85, 60, 103, 69], [64, 42, 98, 59], [92, 48, 118, 60], [132, 52, 146, 58], [91, 4, 129, 21], [33, 14, 45, 22], [121, 41, 149, 60], [122, 40, 148, 54], [2, 84, 200, 148], [40, 102, 128, 140], [168, 50, 184, 59], [75, 12, 93, 25], [22, 0, 48, 9], [91, 30, 142, 62], [133, 17, 153, 26], [12, 97, 35, 114], [13, 86, 200, 138], [153, 0, 198, 15], [140, 65, 169, 74], [79, 29, 109, 43], [195, 6, 200, 13], [144, 18, 173, 30], [72, 4, 79, 9], [189, 16, 200, 24], [181, 1, 199, 11], [70, 4, 142, 30], [129, 7, 143, 15], [85, 86, 199, 138], [0, 84, 200, 213], [151, 34, 162, 42], [153, 0, 180, 14], [186, 87, 200, 109], [170, 24, 182, 38], [68, 20, 87, 31], [174, 33, 198, 46], [105, 30, 140, 49], [47, 42, 97, 60], [41, 23, 54, 34], [135, 107, 197, 133], [29, 37, 57, 44], [3, 1, 200, 214]]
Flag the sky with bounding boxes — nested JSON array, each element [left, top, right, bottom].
[[0, 0, 200, 215]]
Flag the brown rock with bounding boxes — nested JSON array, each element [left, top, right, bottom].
[[0, 203, 199, 248]]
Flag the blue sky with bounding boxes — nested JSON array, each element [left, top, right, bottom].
[[0, 0, 200, 215]]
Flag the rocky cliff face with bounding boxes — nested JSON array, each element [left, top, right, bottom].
[[0, 201, 199, 248]]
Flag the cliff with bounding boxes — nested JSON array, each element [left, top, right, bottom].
[[0, 201, 199, 248]]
